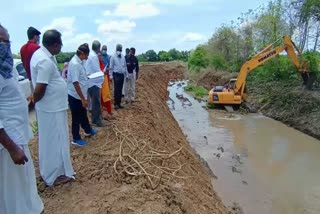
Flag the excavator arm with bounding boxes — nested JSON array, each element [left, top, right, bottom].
[[233, 35, 312, 96]]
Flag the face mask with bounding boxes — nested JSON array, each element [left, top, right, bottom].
[[0, 43, 13, 79], [102, 50, 107, 55], [116, 51, 121, 56]]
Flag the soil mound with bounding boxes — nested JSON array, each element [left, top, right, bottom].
[[197, 69, 238, 90], [29, 62, 228, 214]]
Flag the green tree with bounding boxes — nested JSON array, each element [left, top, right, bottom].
[[167, 48, 181, 60], [180, 50, 190, 61], [145, 50, 159, 62], [188, 45, 209, 72], [158, 51, 171, 61]]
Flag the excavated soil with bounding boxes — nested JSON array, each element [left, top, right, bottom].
[[196, 69, 238, 90], [197, 70, 320, 141], [29, 63, 228, 214]]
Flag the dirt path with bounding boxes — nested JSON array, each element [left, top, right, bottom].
[[29, 63, 228, 214]]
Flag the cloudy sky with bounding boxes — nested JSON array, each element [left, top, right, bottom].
[[1, 0, 270, 54]]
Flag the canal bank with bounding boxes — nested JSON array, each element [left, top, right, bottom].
[[168, 80, 320, 214]]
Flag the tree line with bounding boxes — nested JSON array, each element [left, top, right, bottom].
[[188, 0, 320, 82], [136, 49, 190, 62], [38, 49, 189, 64]]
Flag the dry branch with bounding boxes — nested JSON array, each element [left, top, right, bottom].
[[111, 122, 187, 189]]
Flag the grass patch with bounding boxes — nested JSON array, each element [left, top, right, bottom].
[[184, 84, 208, 98]]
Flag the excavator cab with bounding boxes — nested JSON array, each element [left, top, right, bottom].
[[208, 78, 242, 106], [228, 78, 237, 89]]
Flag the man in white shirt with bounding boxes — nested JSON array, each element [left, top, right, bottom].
[[67, 43, 98, 147], [110, 44, 128, 109], [0, 24, 44, 214], [85, 40, 105, 127], [31, 29, 75, 186]]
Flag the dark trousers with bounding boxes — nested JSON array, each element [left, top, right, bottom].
[[68, 95, 92, 141], [113, 73, 124, 106], [88, 85, 102, 124]]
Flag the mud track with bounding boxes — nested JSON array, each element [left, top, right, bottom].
[[29, 63, 228, 214]]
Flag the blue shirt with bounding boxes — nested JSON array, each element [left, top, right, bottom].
[[102, 54, 110, 68]]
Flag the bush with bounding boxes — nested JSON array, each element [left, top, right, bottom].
[[303, 51, 320, 79], [211, 54, 227, 71], [184, 84, 208, 98], [188, 46, 209, 72]]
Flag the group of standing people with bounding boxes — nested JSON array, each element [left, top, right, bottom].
[[0, 23, 139, 214]]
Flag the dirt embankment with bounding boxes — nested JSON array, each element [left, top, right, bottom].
[[197, 70, 320, 141], [196, 69, 238, 90], [30, 63, 228, 214], [247, 83, 320, 140]]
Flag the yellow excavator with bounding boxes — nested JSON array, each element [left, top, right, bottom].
[[208, 35, 316, 107]]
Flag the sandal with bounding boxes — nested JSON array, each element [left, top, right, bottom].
[[53, 175, 74, 186]]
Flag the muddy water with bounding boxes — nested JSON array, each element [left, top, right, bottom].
[[167, 81, 320, 214]]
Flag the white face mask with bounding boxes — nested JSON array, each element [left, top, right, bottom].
[[116, 51, 121, 56]]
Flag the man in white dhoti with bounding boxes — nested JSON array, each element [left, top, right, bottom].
[[0, 24, 44, 214], [30, 29, 75, 186]]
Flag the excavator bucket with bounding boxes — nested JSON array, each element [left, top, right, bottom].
[[224, 105, 234, 112], [302, 72, 317, 90]]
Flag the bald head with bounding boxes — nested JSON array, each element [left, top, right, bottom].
[[92, 40, 101, 53], [42, 29, 63, 55], [42, 30, 62, 47]]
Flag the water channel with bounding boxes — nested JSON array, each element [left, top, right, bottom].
[[167, 80, 320, 214]]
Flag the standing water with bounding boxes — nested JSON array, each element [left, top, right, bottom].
[[167, 80, 320, 214]]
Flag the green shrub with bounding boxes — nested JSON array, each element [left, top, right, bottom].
[[184, 84, 208, 98], [211, 54, 227, 71], [303, 51, 320, 79], [188, 46, 209, 72]]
